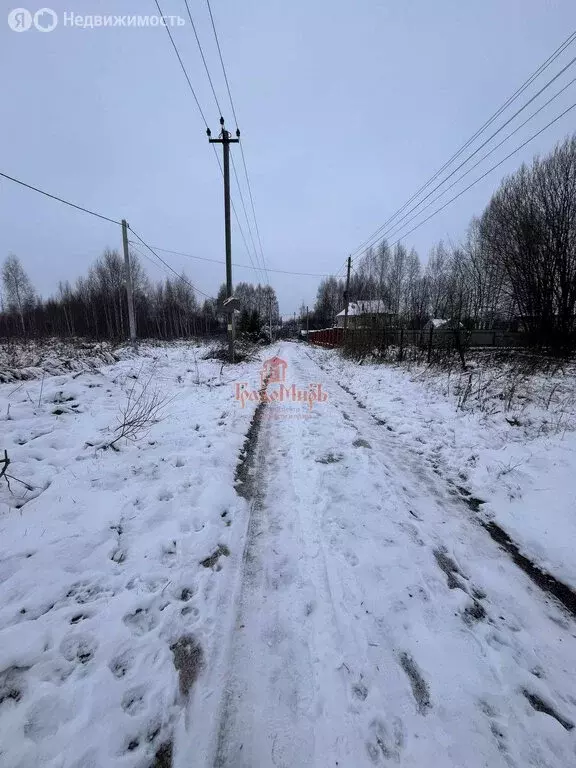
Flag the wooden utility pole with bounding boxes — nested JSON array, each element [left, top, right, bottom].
[[208, 118, 239, 363], [269, 295, 273, 342], [121, 219, 137, 347], [343, 255, 352, 333], [306, 306, 309, 336]]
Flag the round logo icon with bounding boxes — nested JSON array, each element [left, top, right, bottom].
[[8, 8, 33, 31], [34, 7, 57, 31]]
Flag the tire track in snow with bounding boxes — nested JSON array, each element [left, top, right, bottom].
[[208, 343, 576, 767], [308, 348, 576, 619], [298, 344, 576, 765], [212, 347, 401, 767], [212, 384, 318, 767]]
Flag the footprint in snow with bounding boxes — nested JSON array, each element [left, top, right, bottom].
[[0, 665, 29, 706], [344, 550, 359, 567], [352, 682, 368, 701], [479, 700, 509, 754], [122, 685, 147, 715], [66, 580, 115, 605], [462, 599, 487, 626], [126, 575, 169, 594], [366, 716, 405, 763], [23, 694, 74, 742], [123, 607, 158, 636], [110, 547, 127, 564], [59, 632, 98, 665], [109, 649, 135, 679]]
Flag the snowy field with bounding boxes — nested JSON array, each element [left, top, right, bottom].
[[0, 341, 263, 767], [1, 339, 575, 768], [309, 346, 576, 590]]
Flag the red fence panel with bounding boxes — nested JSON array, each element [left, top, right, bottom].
[[308, 327, 344, 348]]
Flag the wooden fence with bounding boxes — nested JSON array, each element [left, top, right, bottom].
[[307, 327, 528, 349]]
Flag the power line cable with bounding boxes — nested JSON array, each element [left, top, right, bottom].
[[238, 143, 269, 282], [204, 0, 270, 284], [205, 0, 239, 128], [0, 171, 120, 225], [230, 152, 266, 283], [152, 1, 266, 287], [130, 243, 176, 280], [352, 53, 576, 261], [380, 100, 576, 255], [128, 226, 214, 299], [131, 244, 217, 315], [128, 241, 332, 277], [209, 143, 268, 284], [375, 75, 576, 250], [0, 171, 216, 299], [0, 167, 277, 293], [153, 0, 209, 129], [182, 0, 223, 117], [349, 30, 576, 259]]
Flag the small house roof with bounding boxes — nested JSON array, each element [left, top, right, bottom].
[[336, 300, 393, 317], [425, 318, 464, 329]]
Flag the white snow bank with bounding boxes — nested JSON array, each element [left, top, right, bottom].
[[308, 346, 576, 588], [0, 342, 263, 767]]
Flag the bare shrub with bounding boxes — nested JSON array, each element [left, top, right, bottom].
[[0, 449, 38, 509], [95, 375, 172, 451]]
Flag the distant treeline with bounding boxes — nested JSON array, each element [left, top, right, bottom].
[[311, 135, 576, 350], [0, 248, 279, 341]]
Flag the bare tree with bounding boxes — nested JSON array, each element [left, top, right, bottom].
[[481, 135, 576, 347], [2, 254, 35, 333]]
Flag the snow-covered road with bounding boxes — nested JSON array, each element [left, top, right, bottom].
[[198, 342, 576, 768], [1, 341, 575, 768]]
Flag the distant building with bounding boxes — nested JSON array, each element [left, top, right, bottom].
[[335, 300, 396, 329], [423, 318, 464, 331]]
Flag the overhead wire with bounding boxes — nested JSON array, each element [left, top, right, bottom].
[[0, 170, 219, 299], [349, 30, 576, 260], [352, 53, 576, 262], [0, 171, 120, 225], [205, 0, 239, 127], [158, 0, 267, 286], [128, 226, 215, 299], [128, 242, 332, 276], [0, 10, 271, 300], [378, 76, 576, 247], [204, 0, 270, 285], [382, 100, 576, 253], [153, 0, 209, 130], [182, 0, 223, 118], [230, 153, 266, 283]]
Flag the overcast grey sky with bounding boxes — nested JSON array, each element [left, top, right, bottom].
[[1, 0, 575, 315]]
